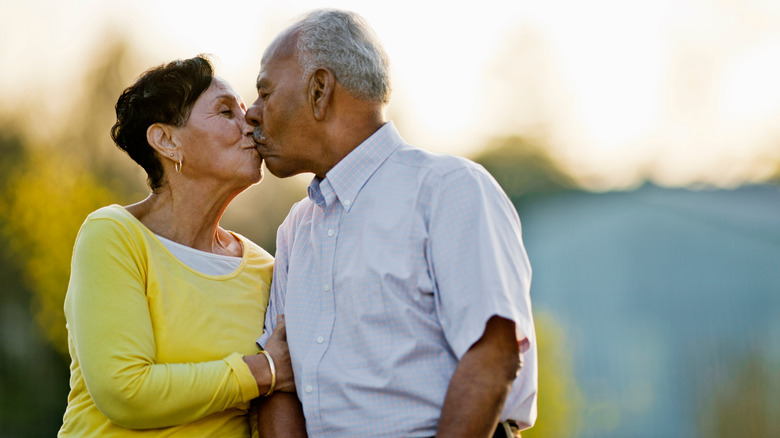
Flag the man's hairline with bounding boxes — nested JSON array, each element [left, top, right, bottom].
[[256, 29, 304, 92]]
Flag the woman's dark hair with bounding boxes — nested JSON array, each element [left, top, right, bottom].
[[110, 55, 214, 189]]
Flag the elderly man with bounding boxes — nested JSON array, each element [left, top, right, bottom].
[[249, 9, 537, 438]]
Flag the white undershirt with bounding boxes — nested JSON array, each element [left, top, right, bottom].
[[155, 234, 242, 276]]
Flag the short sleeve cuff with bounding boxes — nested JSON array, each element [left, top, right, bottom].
[[256, 332, 270, 350], [224, 352, 260, 402]]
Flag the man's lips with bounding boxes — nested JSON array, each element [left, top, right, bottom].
[[253, 127, 266, 144]]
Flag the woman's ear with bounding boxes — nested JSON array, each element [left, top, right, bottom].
[[309, 68, 336, 121], [147, 123, 178, 162]]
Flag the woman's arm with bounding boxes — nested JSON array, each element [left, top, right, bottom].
[[66, 217, 259, 429]]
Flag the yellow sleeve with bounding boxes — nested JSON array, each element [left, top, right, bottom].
[[65, 216, 260, 429]]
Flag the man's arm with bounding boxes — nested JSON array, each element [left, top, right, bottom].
[[437, 315, 521, 438], [428, 165, 536, 433], [257, 393, 307, 437], [251, 316, 307, 437]]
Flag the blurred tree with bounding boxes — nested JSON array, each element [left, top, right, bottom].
[[61, 35, 149, 202], [522, 312, 584, 438], [0, 123, 73, 436], [3, 149, 113, 356], [474, 135, 577, 210], [0, 35, 143, 360]]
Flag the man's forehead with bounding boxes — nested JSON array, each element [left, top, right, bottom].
[[256, 52, 300, 89], [255, 59, 281, 88], [259, 31, 298, 71], [264, 29, 296, 59]]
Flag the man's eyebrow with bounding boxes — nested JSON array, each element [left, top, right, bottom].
[[256, 78, 270, 91]]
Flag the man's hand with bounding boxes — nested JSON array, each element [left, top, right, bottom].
[[263, 315, 295, 393], [436, 315, 521, 438]]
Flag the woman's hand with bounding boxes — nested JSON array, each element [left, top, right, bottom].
[[244, 315, 295, 395]]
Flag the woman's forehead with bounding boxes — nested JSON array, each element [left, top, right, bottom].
[[201, 77, 243, 103]]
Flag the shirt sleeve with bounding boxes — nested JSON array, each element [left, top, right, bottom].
[[256, 207, 295, 347], [65, 217, 259, 430], [427, 165, 535, 359]]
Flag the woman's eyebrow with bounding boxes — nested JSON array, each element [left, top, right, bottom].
[[214, 94, 240, 103]]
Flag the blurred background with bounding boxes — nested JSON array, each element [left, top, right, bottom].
[[1, 0, 779, 436]]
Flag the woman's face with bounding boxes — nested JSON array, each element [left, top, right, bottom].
[[172, 77, 262, 189]]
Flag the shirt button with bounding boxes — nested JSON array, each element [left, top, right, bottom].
[[343, 199, 351, 206], [316, 336, 324, 344], [305, 385, 313, 393], [327, 228, 335, 237], [323, 285, 330, 292]]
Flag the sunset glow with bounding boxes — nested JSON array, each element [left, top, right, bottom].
[[2, 0, 780, 188]]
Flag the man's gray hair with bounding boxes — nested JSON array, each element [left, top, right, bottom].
[[288, 9, 391, 104]]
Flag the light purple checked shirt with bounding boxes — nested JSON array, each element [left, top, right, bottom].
[[257, 122, 537, 437]]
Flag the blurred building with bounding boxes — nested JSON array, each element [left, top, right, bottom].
[[522, 184, 780, 437]]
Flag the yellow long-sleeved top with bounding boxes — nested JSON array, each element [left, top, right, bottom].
[[59, 205, 272, 437]]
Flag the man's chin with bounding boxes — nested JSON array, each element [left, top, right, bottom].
[[263, 159, 296, 179]]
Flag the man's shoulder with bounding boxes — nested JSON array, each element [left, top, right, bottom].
[[280, 196, 315, 227], [389, 143, 485, 179]]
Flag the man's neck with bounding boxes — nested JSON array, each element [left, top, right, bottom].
[[315, 113, 385, 179]]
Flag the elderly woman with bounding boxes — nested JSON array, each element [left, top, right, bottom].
[[58, 55, 297, 436]]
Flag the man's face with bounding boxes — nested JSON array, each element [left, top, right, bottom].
[[246, 42, 318, 178]]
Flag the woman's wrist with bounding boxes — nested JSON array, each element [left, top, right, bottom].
[[242, 352, 275, 396], [257, 350, 276, 396]]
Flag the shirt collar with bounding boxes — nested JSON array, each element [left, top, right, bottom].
[[307, 121, 403, 211]]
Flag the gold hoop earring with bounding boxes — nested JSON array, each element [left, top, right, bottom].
[[175, 158, 182, 173]]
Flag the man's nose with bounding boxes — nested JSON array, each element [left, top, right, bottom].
[[246, 103, 261, 127]]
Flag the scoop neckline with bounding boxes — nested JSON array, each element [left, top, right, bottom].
[[108, 204, 250, 280]]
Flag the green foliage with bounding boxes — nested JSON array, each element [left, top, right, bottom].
[[0, 124, 74, 436], [2, 150, 113, 355], [523, 311, 584, 438], [473, 136, 577, 207]]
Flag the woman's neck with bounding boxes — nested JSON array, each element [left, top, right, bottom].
[[125, 180, 242, 256]]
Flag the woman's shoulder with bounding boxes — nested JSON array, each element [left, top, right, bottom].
[[76, 204, 148, 245], [84, 204, 136, 224], [230, 232, 273, 261]]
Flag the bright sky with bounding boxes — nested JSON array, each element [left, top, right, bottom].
[[2, 0, 780, 188]]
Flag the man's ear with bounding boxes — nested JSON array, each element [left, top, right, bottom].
[[309, 68, 336, 121], [147, 123, 179, 162]]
